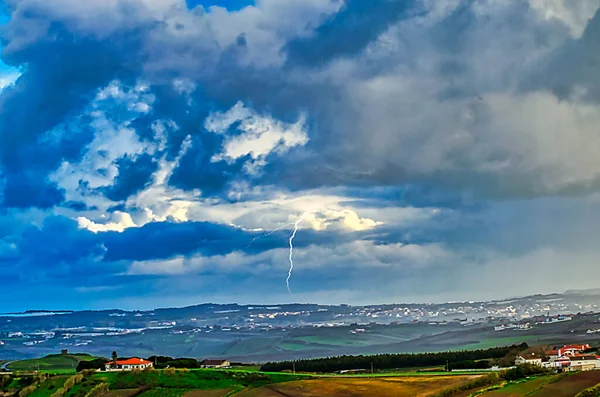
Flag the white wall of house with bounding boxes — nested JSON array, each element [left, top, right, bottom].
[[515, 356, 543, 366]]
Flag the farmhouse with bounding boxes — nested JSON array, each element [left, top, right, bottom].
[[515, 354, 543, 366], [558, 344, 591, 357], [543, 356, 571, 369], [568, 355, 600, 372], [105, 358, 153, 371], [200, 359, 231, 369]]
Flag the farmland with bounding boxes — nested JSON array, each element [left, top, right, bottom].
[[235, 375, 480, 397], [451, 371, 600, 397], [4, 367, 600, 396], [0, 369, 485, 397]]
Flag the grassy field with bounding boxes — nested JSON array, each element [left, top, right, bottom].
[[234, 375, 480, 397], [477, 376, 555, 396], [6, 360, 600, 397], [28, 376, 68, 397], [7, 354, 99, 372], [453, 336, 539, 351], [93, 369, 307, 391]]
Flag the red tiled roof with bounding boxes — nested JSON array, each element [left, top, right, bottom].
[[107, 358, 152, 366], [571, 354, 600, 360], [201, 359, 228, 365], [562, 344, 590, 350]]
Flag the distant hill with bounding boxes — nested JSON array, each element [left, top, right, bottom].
[[7, 354, 101, 372]]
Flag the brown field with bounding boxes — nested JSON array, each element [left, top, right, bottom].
[[103, 390, 139, 397], [183, 390, 235, 397], [528, 371, 600, 397], [234, 375, 481, 397], [477, 377, 551, 396]]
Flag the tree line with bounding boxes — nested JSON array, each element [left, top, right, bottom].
[[259, 342, 529, 373], [76, 354, 245, 372]]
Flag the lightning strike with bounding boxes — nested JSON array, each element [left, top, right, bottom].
[[246, 222, 297, 249], [286, 218, 303, 294]]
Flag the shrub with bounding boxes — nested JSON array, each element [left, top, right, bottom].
[[51, 387, 66, 397], [448, 360, 492, 370], [32, 374, 48, 384], [502, 364, 550, 381], [163, 368, 177, 377], [18, 385, 37, 397], [575, 383, 600, 397], [77, 359, 106, 373], [0, 375, 13, 389], [241, 372, 271, 387], [84, 383, 108, 397], [162, 359, 199, 369], [64, 374, 84, 390], [431, 373, 500, 397]]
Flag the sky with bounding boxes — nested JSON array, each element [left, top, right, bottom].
[[1, 0, 600, 311]]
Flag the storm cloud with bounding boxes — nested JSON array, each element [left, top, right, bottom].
[[1, 0, 600, 310]]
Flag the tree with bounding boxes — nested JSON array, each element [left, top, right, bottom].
[[111, 351, 118, 368], [76, 359, 106, 372]]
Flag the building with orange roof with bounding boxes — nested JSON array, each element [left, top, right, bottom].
[[105, 357, 153, 371]]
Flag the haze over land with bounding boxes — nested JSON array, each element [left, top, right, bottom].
[[2, 289, 600, 362], [1, 0, 600, 311]]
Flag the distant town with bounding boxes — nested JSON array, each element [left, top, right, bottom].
[[2, 289, 600, 362]]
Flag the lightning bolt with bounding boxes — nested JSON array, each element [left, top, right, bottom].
[[246, 222, 297, 249], [286, 218, 303, 294]]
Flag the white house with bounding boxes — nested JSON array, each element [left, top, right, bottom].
[[543, 356, 571, 369], [105, 358, 153, 371], [558, 344, 591, 357], [515, 354, 543, 367], [200, 359, 231, 369], [568, 355, 600, 372]]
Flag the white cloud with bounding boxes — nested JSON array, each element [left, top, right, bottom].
[[77, 211, 136, 233], [206, 101, 309, 175], [0, 71, 20, 91], [52, 111, 146, 198], [126, 239, 451, 276], [528, 0, 600, 37]]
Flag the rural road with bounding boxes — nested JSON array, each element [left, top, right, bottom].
[[1, 361, 12, 371]]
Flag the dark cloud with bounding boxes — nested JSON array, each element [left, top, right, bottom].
[[64, 201, 94, 211], [101, 154, 158, 202], [284, 0, 422, 67], [530, 8, 600, 101], [0, 0, 595, 210], [0, 10, 142, 207], [1, 171, 64, 209], [169, 138, 246, 196], [101, 219, 343, 262], [0, 0, 600, 309]]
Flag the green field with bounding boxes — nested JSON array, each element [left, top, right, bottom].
[[5, 367, 600, 397], [65, 377, 102, 397], [292, 335, 371, 347], [481, 376, 556, 396], [7, 354, 100, 372], [454, 336, 539, 351], [28, 376, 68, 397], [93, 369, 307, 391]]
